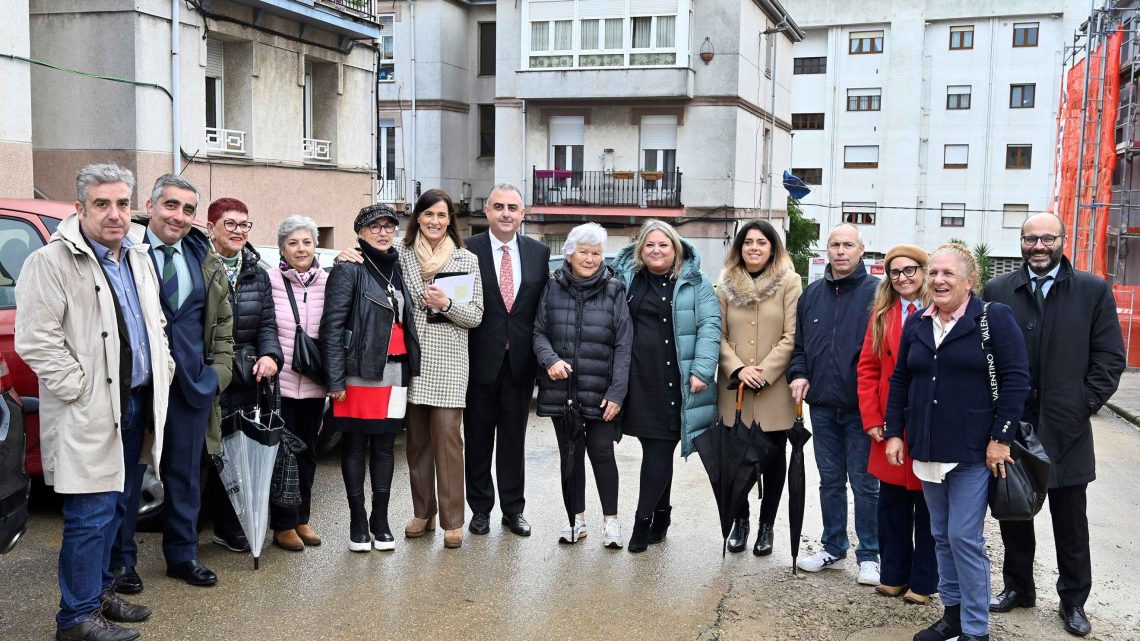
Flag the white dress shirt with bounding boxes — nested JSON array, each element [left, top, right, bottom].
[[490, 233, 522, 300]]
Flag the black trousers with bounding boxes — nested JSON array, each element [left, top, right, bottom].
[[340, 431, 397, 530], [463, 352, 531, 516], [269, 398, 325, 531], [738, 430, 788, 525], [878, 481, 938, 595], [999, 483, 1092, 607], [635, 438, 678, 519], [554, 418, 619, 516]]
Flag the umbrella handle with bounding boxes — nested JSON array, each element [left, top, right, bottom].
[[735, 385, 745, 412], [796, 401, 803, 418]]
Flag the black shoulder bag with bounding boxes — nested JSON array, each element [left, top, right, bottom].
[[979, 302, 1052, 521], [283, 279, 325, 384]]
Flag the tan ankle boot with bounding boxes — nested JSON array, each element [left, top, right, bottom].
[[443, 528, 463, 549], [405, 515, 437, 538], [295, 524, 322, 546], [273, 529, 304, 552]]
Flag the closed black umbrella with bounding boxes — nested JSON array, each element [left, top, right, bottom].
[[554, 371, 587, 539], [786, 401, 812, 575], [694, 385, 761, 557]]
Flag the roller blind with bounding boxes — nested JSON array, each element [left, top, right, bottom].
[[948, 85, 971, 95], [529, 0, 574, 21], [844, 146, 879, 163], [579, 0, 623, 18], [630, 0, 677, 14], [848, 87, 881, 97], [945, 144, 969, 165], [550, 116, 585, 146], [206, 39, 224, 78], [640, 115, 678, 149]]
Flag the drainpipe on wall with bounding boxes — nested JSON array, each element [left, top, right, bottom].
[[171, 0, 181, 174], [409, 0, 417, 198], [765, 23, 782, 220]]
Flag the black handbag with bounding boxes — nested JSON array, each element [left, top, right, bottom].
[[231, 344, 258, 389], [283, 279, 324, 384], [978, 303, 1052, 521]]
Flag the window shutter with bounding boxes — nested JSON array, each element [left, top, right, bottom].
[[550, 116, 585, 146], [629, 0, 677, 14], [206, 39, 224, 78], [944, 144, 969, 165], [640, 115, 678, 150], [529, 1, 574, 21], [844, 146, 879, 163], [848, 88, 881, 97], [580, 0, 622, 18]]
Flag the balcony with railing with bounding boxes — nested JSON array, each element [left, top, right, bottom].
[[227, 0, 380, 40], [319, 0, 376, 21], [302, 137, 333, 162], [206, 127, 247, 156], [531, 168, 683, 213], [377, 168, 406, 205]]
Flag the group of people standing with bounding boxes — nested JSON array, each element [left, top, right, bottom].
[[14, 162, 1126, 641]]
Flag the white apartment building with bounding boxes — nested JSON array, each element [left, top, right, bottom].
[[785, 0, 1090, 269], [11, 0, 382, 247], [377, 0, 803, 273]]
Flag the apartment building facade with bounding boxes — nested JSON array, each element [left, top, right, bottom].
[[378, 0, 803, 273], [785, 0, 1089, 270], [17, 0, 381, 247]]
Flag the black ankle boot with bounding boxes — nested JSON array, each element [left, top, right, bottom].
[[628, 516, 652, 553], [649, 506, 671, 544], [753, 521, 774, 556], [913, 604, 962, 641], [369, 496, 394, 550], [347, 493, 370, 552], [727, 517, 749, 553]]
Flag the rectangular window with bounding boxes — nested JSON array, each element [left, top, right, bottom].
[[849, 30, 884, 54], [950, 25, 974, 50], [847, 88, 882, 112], [1003, 204, 1030, 228], [553, 20, 572, 51], [205, 38, 224, 129], [1010, 83, 1036, 108], [656, 15, 676, 48], [844, 145, 879, 168], [581, 19, 599, 50], [1013, 22, 1039, 47], [792, 113, 825, 130], [944, 144, 969, 169], [531, 21, 550, 52], [604, 18, 623, 49], [632, 16, 652, 48], [842, 202, 877, 225], [478, 22, 496, 76], [946, 85, 972, 110], [792, 168, 823, 185], [378, 15, 395, 81], [794, 56, 826, 74], [1007, 144, 1032, 169], [478, 104, 495, 157], [941, 203, 966, 227]]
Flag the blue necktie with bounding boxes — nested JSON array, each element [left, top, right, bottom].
[[160, 245, 180, 310]]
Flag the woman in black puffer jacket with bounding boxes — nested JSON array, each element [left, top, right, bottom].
[[534, 223, 632, 549], [203, 197, 283, 553]]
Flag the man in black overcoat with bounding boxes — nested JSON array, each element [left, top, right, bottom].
[[463, 184, 550, 537], [983, 212, 1126, 637]]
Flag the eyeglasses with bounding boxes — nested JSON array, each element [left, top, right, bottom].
[[222, 220, 254, 233], [1021, 234, 1063, 247], [367, 222, 397, 234], [887, 265, 921, 280]]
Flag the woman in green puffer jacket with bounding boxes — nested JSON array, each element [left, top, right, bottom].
[[611, 219, 721, 553]]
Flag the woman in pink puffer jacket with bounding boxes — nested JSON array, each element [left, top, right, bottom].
[[267, 215, 328, 552]]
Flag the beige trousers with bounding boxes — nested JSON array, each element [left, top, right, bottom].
[[406, 404, 465, 531]]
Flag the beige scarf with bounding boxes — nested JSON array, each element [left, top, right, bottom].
[[414, 233, 456, 281]]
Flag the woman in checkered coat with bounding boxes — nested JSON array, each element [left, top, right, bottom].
[[399, 189, 484, 550]]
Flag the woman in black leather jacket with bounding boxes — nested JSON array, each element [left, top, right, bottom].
[[321, 204, 421, 552], [202, 197, 283, 553]]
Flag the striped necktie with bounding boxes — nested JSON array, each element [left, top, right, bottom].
[[160, 245, 181, 310]]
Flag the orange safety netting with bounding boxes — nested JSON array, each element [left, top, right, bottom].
[[1054, 29, 1123, 278]]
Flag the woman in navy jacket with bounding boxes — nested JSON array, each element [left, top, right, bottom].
[[885, 242, 1030, 641]]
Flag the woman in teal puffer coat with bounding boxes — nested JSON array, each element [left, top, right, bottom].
[[611, 219, 721, 553]]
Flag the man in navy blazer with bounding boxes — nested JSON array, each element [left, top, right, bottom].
[[110, 175, 234, 592], [464, 184, 550, 537]]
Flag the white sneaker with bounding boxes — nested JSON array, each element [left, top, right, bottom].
[[559, 515, 587, 544], [857, 561, 881, 586], [602, 518, 623, 549], [797, 550, 844, 572]]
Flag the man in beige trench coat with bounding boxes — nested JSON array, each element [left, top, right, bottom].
[[16, 163, 174, 641]]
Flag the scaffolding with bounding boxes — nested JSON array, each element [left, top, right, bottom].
[[1108, 2, 1140, 285]]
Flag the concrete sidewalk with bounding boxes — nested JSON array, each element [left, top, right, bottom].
[[1105, 368, 1140, 428]]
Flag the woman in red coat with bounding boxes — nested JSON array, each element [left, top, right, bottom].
[[857, 244, 936, 604]]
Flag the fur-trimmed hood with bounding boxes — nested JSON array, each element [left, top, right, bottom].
[[717, 255, 794, 308]]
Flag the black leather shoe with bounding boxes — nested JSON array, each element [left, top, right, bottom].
[[1059, 603, 1092, 636], [56, 611, 139, 641], [211, 529, 250, 553], [469, 512, 490, 535], [753, 522, 774, 557], [100, 590, 151, 623], [165, 560, 218, 587], [502, 513, 532, 537], [110, 566, 142, 595], [727, 517, 749, 553], [989, 588, 1036, 613]]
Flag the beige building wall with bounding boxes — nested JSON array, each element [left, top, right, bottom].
[[2, 0, 36, 199]]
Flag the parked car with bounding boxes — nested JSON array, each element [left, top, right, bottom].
[[0, 354, 29, 554]]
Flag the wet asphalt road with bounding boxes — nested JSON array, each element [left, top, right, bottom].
[[2, 409, 1139, 640]]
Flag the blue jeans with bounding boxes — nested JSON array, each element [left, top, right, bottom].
[[810, 405, 879, 562], [922, 462, 992, 636], [111, 388, 150, 567], [57, 394, 145, 628]]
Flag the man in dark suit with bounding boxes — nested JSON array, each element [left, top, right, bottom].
[[111, 174, 234, 592], [464, 184, 550, 537], [984, 212, 1125, 637]]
